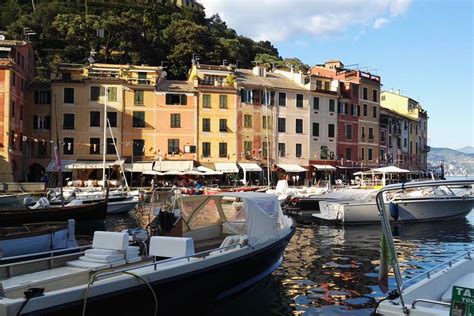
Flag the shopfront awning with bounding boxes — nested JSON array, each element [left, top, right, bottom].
[[312, 164, 336, 171], [214, 163, 239, 173], [196, 166, 223, 175], [276, 164, 307, 173], [124, 162, 153, 172], [65, 159, 125, 170], [238, 163, 262, 172], [153, 160, 194, 172], [46, 160, 76, 172]]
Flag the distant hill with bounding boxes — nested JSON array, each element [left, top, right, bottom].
[[428, 147, 474, 176], [457, 146, 474, 154]]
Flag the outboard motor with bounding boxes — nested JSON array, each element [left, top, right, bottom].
[[23, 196, 35, 207], [148, 209, 180, 236]]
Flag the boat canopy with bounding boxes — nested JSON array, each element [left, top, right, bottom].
[[176, 192, 292, 246]]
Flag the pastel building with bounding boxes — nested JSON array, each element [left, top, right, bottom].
[[0, 40, 35, 181]]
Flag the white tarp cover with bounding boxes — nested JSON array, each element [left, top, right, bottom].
[[312, 164, 336, 171], [46, 160, 76, 172], [238, 163, 262, 172], [219, 192, 293, 246], [214, 163, 239, 173], [276, 164, 307, 173]]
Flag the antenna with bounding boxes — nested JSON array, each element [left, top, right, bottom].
[[23, 28, 36, 41]]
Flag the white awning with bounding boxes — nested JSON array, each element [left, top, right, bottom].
[[196, 166, 223, 175], [46, 160, 76, 172], [238, 163, 262, 172], [276, 164, 307, 173], [312, 164, 336, 171], [371, 166, 410, 173], [214, 163, 239, 173], [65, 159, 125, 170], [153, 160, 194, 172], [124, 162, 153, 172]]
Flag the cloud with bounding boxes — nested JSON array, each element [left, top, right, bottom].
[[200, 0, 411, 42], [374, 17, 390, 29]]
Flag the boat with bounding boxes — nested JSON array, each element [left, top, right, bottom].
[[375, 179, 474, 315], [0, 199, 107, 226], [313, 180, 474, 223], [0, 220, 78, 260], [0, 193, 30, 207], [0, 192, 294, 315]]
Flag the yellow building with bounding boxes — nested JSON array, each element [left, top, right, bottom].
[[50, 63, 160, 180], [381, 90, 429, 170], [190, 64, 238, 171]]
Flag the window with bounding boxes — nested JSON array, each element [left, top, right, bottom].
[[219, 95, 228, 108], [219, 142, 227, 157], [313, 97, 319, 110], [312, 122, 319, 137], [168, 139, 180, 154], [90, 86, 100, 101], [350, 104, 355, 116], [398, 138, 402, 149], [368, 127, 374, 140], [11, 101, 15, 117], [64, 88, 74, 104], [372, 90, 377, 102], [62, 72, 71, 80], [368, 148, 373, 160], [296, 94, 303, 108], [278, 118, 286, 133], [202, 118, 211, 132], [363, 104, 368, 116], [134, 90, 144, 105], [133, 111, 145, 127], [107, 87, 117, 102], [107, 112, 117, 127], [278, 143, 286, 157], [202, 94, 211, 108], [133, 140, 145, 156], [410, 141, 413, 154], [373, 106, 377, 118], [138, 72, 147, 84], [381, 95, 386, 101], [295, 143, 302, 158], [262, 115, 269, 129], [244, 141, 252, 154], [389, 136, 392, 148], [345, 147, 352, 160], [361, 147, 365, 160], [219, 119, 228, 132], [10, 130, 15, 150], [63, 137, 74, 155], [262, 141, 268, 157], [38, 142, 48, 157], [202, 142, 211, 157], [170, 113, 181, 128], [90, 111, 100, 127], [316, 80, 322, 89], [63, 114, 75, 130], [34, 91, 51, 104], [20, 106, 23, 120], [381, 131, 386, 143], [90, 138, 100, 155], [295, 119, 303, 134], [278, 92, 286, 106], [244, 114, 252, 128], [106, 138, 116, 155], [320, 146, 328, 159], [240, 90, 252, 103], [33, 115, 50, 129], [357, 105, 361, 116], [346, 124, 352, 140], [166, 93, 187, 105], [329, 99, 335, 112], [328, 124, 335, 138], [363, 87, 368, 100]]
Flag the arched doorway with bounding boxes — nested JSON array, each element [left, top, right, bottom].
[[28, 163, 45, 182]]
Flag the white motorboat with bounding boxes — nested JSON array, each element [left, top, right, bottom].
[[375, 179, 474, 315], [313, 180, 474, 223], [0, 192, 294, 315]]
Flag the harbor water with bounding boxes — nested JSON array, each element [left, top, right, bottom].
[[101, 198, 474, 315]]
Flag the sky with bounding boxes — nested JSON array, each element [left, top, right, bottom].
[[201, 0, 473, 150]]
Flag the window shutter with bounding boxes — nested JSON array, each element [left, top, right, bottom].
[[180, 94, 187, 105], [33, 116, 38, 129]]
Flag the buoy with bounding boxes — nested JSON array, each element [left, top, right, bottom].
[[389, 202, 399, 221]]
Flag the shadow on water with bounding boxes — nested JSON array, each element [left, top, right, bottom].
[[105, 206, 474, 316]]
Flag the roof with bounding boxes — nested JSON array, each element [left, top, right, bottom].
[[197, 64, 233, 72], [235, 69, 304, 91], [156, 80, 194, 93], [0, 40, 29, 47]]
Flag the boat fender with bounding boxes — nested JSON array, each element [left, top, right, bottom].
[[389, 202, 399, 221]]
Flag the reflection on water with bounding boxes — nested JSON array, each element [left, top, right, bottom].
[[105, 204, 474, 316]]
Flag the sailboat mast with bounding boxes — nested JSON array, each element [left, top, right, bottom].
[[53, 94, 64, 207], [265, 88, 271, 189], [102, 87, 107, 186]]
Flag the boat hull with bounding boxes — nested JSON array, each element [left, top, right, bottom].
[[0, 201, 107, 226], [16, 226, 295, 316], [106, 199, 139, 214], [315, 197, 474, 223]]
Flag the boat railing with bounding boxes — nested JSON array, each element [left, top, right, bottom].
[[403, 248, 473, 288], [90, 241, 248, 284], [411, 299, 451, 309], [0, 245, 90, 263]]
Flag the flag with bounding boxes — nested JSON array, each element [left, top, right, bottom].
[[378, 233, 395, 293]]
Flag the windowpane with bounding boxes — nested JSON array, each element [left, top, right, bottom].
[[170, 113, 181, 128], [202, 142, 211, 157], [133, 111, 145, 127], [328, 124, 335, 138], [63, 137, 74, 155], [313, 97, 319, 110], [133, 140, 145, 156], [295, 119, 303, 134], [244, 114, 252, 128], [108, 87, 117, 102], [107, 138, 116, 155], [278, 118, 286, 133], [329, 99, 335, 112], [202, 94, 211, 108], [346, 124, 352, 139], [168, 139, 179, 154], [278, 92, 286, 106], [90, 138, 100, 155], [90, 111, 100, 127], [219, 119, 227, 132], [296, 143, 302, 157], [278, 143, 285, 157], [134, 90, 144, 105], [90, 86, 100, 101], [107, 112, 117, 127], [63, 114, 75, 129], [296, 94, 303, 108], [312, 122, 319, 137], [219, 142, 227, 157], [219, 95, 228, 108], [202, 118, 211, 132], [64, 88, 74, 104]]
